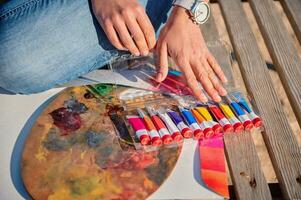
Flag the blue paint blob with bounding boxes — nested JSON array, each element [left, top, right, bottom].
[[43, 131, 76, 151], [64, 99, 88, 114], [86, 131, 103, 148]]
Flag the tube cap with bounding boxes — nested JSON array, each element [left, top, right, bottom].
[[223, 124, 234, 133], [140, 135, 151, 145], [172, 132, 183, 142], [151, 136, 162, 146], [204, 128, 214, 138], [243, 120, 254, 131], [181, 127, 193, 138], [193, 129, 204, 140], [212, 124, 223, 134], [161, 135, 173, 145], [233, 122, 244, 133], [252, 117, 262, 128]]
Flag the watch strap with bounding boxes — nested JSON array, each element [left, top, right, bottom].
[[172, 0, 196, 11]]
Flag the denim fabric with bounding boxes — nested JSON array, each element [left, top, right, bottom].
[[0, 0, 173, 94]]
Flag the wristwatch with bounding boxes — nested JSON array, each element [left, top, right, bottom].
[[173, 0, 210, 24]]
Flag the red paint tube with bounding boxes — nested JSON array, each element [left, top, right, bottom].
[[146, 106, 173, 145], [137, 108, 162, 146], [208, 104, 234, 133]]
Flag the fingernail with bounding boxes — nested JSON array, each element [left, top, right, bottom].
[[223, 77, 228, 83], [220, 88, 227, 96], [142, 50, 149, 56], [199, 94, 208, 103], [213, 93, 221, 102], [134, 52, 140, 56]]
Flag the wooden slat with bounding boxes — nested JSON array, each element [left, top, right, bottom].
[[201, 15, 272, 200], [248, 0, 301, 126], [224, 133, 272, 200], [218, 0, 301, 199], [279, 0, 301, 44]]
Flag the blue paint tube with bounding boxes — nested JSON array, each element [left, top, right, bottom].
[[167, 109, 192, 138], [178, 106, 203, 139]]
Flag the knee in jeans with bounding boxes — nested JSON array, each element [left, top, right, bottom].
[[0, 63, 54, 94]]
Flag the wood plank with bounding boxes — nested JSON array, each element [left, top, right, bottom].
[[224, 133, 272, 200], [218, 0, 301, 199], [248, 0, 301, 127], [200, 15, 272, 200], [279, 0, 301, 44]]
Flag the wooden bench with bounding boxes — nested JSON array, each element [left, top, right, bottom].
[[201, 0, 301, 199]]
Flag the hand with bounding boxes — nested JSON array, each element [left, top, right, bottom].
[[156, 6, 228, 102], [92, 0, 156, 56]]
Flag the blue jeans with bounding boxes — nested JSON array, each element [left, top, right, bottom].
[[0, 0, 173, 94]]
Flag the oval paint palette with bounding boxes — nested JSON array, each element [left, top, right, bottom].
[[21, 85, 181, 200]]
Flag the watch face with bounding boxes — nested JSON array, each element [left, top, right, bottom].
[[195, 2, 210, 24]]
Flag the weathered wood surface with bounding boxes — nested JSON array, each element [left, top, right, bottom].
[[279, 0, 301, 44], [224, 133, 272, 200], [201, 14, 272, 200], [248, 0, 301, 127], [218, 0, 301, 199]]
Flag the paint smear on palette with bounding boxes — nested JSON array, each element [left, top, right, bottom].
[[199, 137, 229, 198]]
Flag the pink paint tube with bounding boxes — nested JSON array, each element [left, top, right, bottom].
[[127, 115, 151, 145]]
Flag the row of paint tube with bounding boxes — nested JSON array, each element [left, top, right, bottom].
[[126, 93, 263, 147]]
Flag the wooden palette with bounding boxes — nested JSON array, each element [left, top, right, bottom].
[[21, 85, 182, 200]]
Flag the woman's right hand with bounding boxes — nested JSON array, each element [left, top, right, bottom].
[[92, 0, 156, 56]]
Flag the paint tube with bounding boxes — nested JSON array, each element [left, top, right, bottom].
[[178, 106, 204, 140], [146, 106, 173, 145], [158, 111, 183, 142], [127, 115, 151, 145], [191, 108, 215, 138], [167, 109, 192, 138], [225, 95, 254, 131], [137, 108, 162, 146], [195, 106, 223, 134], [219, 103, 244, 133], [208, 104, 234, 133], [231, 93, 263, 128]]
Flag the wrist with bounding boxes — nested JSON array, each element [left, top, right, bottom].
[[170, 6, 194, 25]]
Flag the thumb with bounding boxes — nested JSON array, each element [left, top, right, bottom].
[[156, 43, 169, 82]]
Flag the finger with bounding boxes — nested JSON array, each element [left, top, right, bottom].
[[102, 20, 126, 50], [113, 17, 140, 56], [207, 55, 228, 83], [156, 42, 168, 82], [204, 61, 227, 96], [191, 61, 221, 102], [177, 59, 208, 102], [125, 16, 149, 56], [136, 12, 156, 50]]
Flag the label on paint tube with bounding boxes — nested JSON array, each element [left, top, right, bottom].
[[158, 128, 170, 137], [190, 123, 201, 131], [149, 130, 159, 138], [238, 114, 250, 123], [135, 129, 148, 138], [177, 121, 188, 131], [208, 120, 217, 127], [219, 118, 231, 126], [199, 121, 211, 130], [228, 117, 240, 125], [248, 112, 258, 120]]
